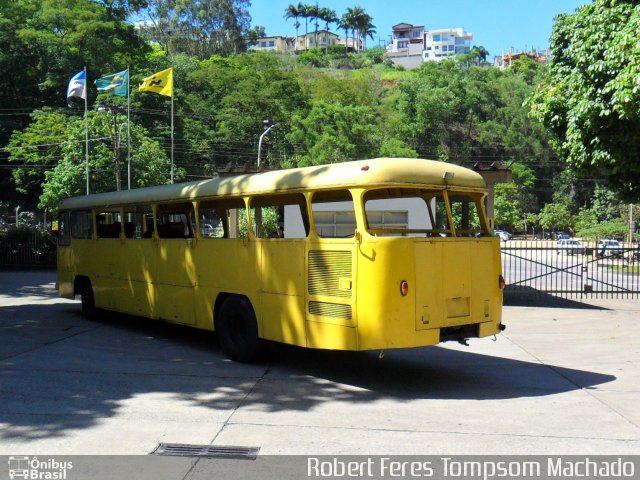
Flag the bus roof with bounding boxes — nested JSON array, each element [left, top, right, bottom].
[[59, 158, 487, 210]]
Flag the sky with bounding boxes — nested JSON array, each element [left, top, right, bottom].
[[248, 0, 588, 58]]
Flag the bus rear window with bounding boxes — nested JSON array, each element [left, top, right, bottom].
[[363, 189, 488, 238]]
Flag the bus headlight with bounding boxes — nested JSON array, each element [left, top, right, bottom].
[[400, 280, 409, 296]]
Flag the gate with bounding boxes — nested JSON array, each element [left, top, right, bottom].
[[502, 240, 640, 301]]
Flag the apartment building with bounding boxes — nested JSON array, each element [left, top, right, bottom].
[[423, 28, 473, 61]]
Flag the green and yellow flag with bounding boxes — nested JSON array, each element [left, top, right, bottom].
[[138, 67, 173, 97], [95, 69, 128, 97]]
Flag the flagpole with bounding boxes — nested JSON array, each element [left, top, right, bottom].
[[127, 65, 131, 190], [84, 66, 90, 195], [171, 84, 174, 184]]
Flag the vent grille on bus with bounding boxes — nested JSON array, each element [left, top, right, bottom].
[[309, 301, 353, 320], [308, 250, 352, 298], [151, 443, 259, 459]]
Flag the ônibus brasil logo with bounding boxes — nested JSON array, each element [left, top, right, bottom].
[[8, 456, 73, 479]]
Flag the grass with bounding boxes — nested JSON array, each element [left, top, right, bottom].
[[607, 265, 640, 273]]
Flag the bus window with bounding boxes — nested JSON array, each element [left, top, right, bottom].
[[311, 190, 355, 238], [96, 210, 121, 238], [123, 206, 153, 239], [157, 203, 194, 239], [251, 193, 309, 239], [58, 212, 70, 246], [364, 189, 429, 237], [198, 198, 245, 239], [448, 193, 487, 237], [71, 210, 93, 239]]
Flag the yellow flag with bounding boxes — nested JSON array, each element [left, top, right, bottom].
[[138, 67, 173, 97]]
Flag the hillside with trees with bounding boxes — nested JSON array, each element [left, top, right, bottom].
[[0, 0, 637, 239]]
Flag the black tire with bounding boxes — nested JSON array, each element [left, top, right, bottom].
[[216, 296, 260, 362], [79, 280, 98, 320]]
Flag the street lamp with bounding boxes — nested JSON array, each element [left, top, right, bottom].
[[257, 121, 277, 167]]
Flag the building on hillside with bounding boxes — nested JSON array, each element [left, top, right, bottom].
[[295, 30, 340, 51], [336, 36, 363, 53], [385, 23, 425, 68], [248, 36, 295, 53], [493, 49, 550, 69], [422, 27, 473, 62], [386, 24, 473, 68]]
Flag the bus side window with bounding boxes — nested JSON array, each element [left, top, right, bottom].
[[71, 210, 93, 239], [157, 203, 194, 239], [58, 212, 70, 246], [199, 198, 245, 239], [311, 190, 355, 238], [251, 193, 309, 239], [95, 211, 121, 238], [123, 206, 153, 239]]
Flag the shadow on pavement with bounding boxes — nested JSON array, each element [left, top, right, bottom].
[[0, 300, 616, 442], [503, 285, 608, 309]]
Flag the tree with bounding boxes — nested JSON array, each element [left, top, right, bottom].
[[39, 112, 172, 210], [319, 7, 337, 53], [285, 101, 381, 166], [284, 3, 301, 41], [528, 0, 640, 200]]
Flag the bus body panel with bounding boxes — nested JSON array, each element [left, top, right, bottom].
[[259, 239, 306, 346]]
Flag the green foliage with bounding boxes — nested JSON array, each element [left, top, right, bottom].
[[576, 219, 628, 241], [528, 0, 640, 199], [286, 101, 381, 166], [12, 111, 173, 211], [379, 139, 417, 158], [536, 202, 575, 231]]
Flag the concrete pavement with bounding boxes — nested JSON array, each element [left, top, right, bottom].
[[0, 269, 638, 458]]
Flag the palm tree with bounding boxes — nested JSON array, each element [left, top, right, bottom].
[[343, 7, 357, 53], [319, 8, 337, 52], [283, 4, 301, 45], [298, 3, 309, 50], [306, 3, 320, 50], [359, 16, 376, 51]]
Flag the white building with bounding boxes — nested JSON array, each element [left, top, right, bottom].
[[422, 28, 472, 62]]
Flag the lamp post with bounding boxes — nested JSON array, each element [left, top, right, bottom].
[[257, 121, 277, 167]]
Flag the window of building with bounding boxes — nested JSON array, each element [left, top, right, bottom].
[[398, 41, 408, 48], [268, 40, 275, 47], [312, 191, 356, 238], [260, 41, 267, 47], [426, 46, 432, 50], [432, 34, 441, 42], [412, 29, 421, 38], [71, 210, 93, 239], [448, 45, 455, 51]]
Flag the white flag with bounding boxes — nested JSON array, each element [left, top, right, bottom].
[[67, 70, 87, 101]]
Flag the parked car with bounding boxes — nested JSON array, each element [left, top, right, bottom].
[[493, 229, 512, 241], [596, 239, 624, 258], [556, 239, 583, 255], [555, 232, 571, 240]]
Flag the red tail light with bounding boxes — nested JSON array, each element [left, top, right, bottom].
[[498, 275, 506, 290], [400, 280, 409, 296]]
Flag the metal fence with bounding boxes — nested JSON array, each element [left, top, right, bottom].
[[0, 228, 57, 267], [502, 239, 640, 301]]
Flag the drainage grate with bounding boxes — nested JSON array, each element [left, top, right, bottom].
[[151, 443, 260, 459]]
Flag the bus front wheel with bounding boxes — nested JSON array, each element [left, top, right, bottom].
[[216, 296, 259, 363], [79, 280, 97, 320]]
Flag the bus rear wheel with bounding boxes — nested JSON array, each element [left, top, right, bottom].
[[217, 296, 259, 363], [79, 280, 97, 320]]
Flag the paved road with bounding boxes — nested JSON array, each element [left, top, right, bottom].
[[1, 270, 639, 462]]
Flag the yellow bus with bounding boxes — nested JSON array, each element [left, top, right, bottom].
[[57, 158, 505, 361]]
